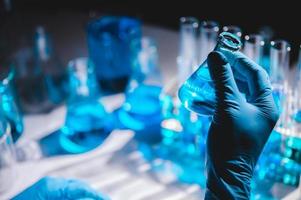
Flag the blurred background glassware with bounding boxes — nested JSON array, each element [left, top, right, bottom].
[[269, 40, 291, 116], [222, 25, 242, 38], [0, 67, 23, 143], [34, 26, 67, 105], [86, 16, 142, 94], [178, 32, 242, 115], [12, 26, 64, 114], [198, 20, 219, 65], [0, 119, 16, 195], [177, 16, 198, 82], [60, 58, 109, 154], [117, 37, 163, 137], [243, 34, 265, 66], [259, 26, 275, 72]]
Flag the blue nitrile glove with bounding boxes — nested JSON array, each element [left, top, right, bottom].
[[12, 176, 109, 200], [205, 51, 279, 199]]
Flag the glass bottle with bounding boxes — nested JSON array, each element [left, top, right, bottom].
[[60, 58, 109, 153], [178, 32, 242, 115]]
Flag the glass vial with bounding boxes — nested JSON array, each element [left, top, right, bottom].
[[178, 32, 242, 115]]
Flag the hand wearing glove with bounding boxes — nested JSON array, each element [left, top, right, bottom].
[[12, 176, 108, 200], [205, 51, 279, 199]]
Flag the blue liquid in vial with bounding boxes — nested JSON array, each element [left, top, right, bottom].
[[118, 84, 162, 130], [60, 100, 109, 153], [178, 63, 215, 115]]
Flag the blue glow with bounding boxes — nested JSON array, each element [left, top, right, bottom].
[[178, 65, 215, 115], [118, 84, 162, 131], [60, 100, 109, 153]]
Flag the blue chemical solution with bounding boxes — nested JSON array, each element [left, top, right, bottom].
[[178, 32, 242, 115], [60, 100, 109, 153], [118, 84, 162, 130], [178, 64, 215, 115]]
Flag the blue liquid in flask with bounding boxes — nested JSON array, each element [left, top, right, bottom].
[[118, 84, 162, 130], [61, 100, 109, 153], [179, 32, 242, 115]]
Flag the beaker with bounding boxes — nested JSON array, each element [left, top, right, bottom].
[[178, 32, 242, 115], [118, 37, 162, 131], [86, 16, 142, 94], [61, 58, 109, 153]]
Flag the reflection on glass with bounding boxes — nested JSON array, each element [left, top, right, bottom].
[[60, 58, 109, 153]]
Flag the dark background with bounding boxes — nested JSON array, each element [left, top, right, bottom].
[[1, 0, 300, 62]]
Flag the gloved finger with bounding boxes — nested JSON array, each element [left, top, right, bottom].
[[207, 51, 241, 105], [63, 179, 107, 200], [220, 50, 272, 99]]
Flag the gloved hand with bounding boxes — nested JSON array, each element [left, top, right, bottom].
[[12, 176, 109, 200], [205, 51, 279, 199]]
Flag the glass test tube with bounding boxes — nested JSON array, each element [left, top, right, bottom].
[[222, 25, 242, 38], [177, 17, 198, 86], [198, 21, 219, 65], [243, 34, 265, 65], [270, 40, 291, 84], [270, 40, 291, 133]]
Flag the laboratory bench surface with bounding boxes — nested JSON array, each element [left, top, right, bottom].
[[1, 11, 301, 200]]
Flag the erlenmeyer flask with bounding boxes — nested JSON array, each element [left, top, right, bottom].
[[178, 32, 242, 115], [118, 37, 162, 131], [60, 58, 109, 153]]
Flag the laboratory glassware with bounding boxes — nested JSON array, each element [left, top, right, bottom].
[[269, 40, 291, 114], [60, 58, 109, 153], [243, 34, 265, 66], [118, 37, 162, 132], [178, 32, 242, 115], [222, 25, 242, 38], [177, 17, 198, 83], [87, 16, 142, 94], [199, 20, 219, 65], [0, 119, 16, 194], [34, 26, 67, 105], [0, 68, 23, 142], [13, 29, 54, 114]]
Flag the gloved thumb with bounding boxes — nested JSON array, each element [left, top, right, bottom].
[[207, 51, 241, 106]]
